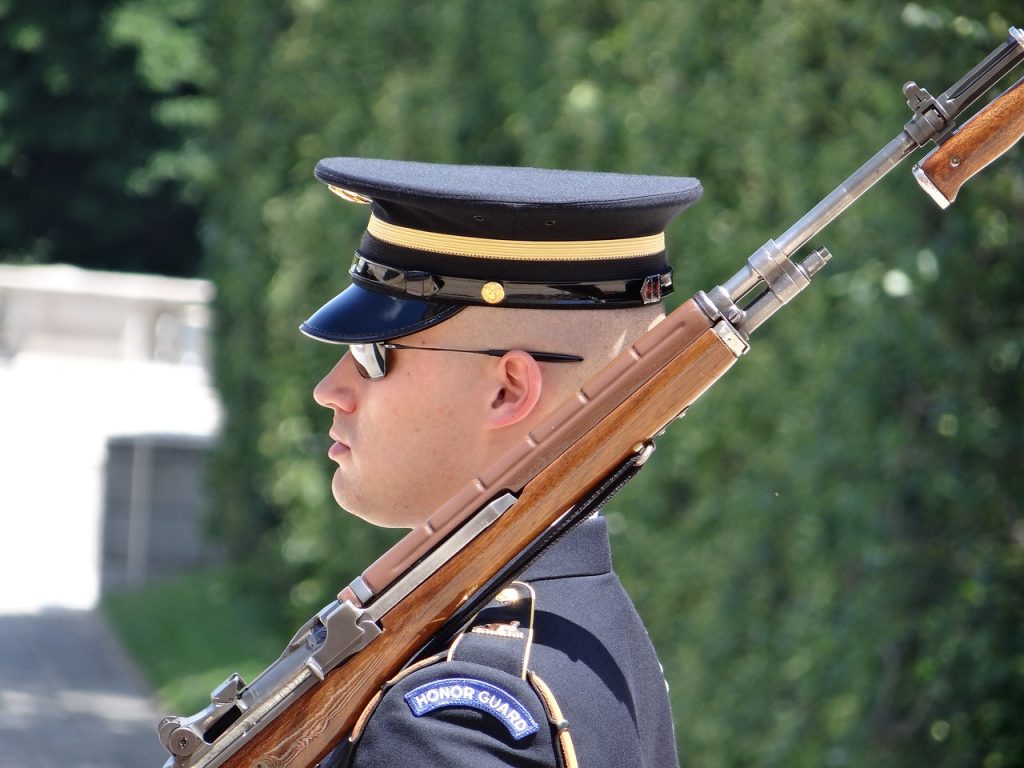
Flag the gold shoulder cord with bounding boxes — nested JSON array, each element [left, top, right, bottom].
[[528, 671, 580, 768], [347, 580, 580, 768]]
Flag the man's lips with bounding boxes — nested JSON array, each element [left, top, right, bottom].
[[328, 432, 350, 460]]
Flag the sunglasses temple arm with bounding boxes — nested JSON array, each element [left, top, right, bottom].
[[481, 350, 584, 363]]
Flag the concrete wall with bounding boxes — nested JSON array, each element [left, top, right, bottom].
[[100, 434, 221, 595], [0, 262, 213, 364], [0, 264, 221, 613]]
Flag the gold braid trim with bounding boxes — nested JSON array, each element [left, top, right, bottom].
[[528, 671, 580, 768], [366, 214, 665, 261]]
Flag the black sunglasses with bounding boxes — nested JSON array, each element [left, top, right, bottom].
[[349, 342, 584, 380]]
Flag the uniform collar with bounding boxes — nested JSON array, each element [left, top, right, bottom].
[[520, 515, 613, 581]]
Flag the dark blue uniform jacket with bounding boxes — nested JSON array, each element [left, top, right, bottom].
[[340, 516, 679, 767]]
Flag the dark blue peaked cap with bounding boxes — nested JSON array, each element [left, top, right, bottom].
[[300, 158, 702, 344]]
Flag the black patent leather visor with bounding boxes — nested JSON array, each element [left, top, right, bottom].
[[299, 281, 463, 344]]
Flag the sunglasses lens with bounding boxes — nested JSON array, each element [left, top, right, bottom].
[[349, 343, 387, 379]]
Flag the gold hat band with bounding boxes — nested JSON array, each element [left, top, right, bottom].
[[365, 214, 665, 261]]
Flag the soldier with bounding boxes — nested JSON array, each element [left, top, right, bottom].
[[305, 157, 701, 768]]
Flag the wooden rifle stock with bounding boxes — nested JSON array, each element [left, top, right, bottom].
[[221, 299, 741, 767]]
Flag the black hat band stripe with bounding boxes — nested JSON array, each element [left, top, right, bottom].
[[350, 256, 673, 307], [366, 214, 666, 261]]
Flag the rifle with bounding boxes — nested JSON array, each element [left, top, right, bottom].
[[158, 28, 1024, 768]]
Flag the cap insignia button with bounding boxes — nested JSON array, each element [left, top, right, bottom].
[[481, 281, 505, 304]]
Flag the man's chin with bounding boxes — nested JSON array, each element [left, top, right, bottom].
[[332, 480, 416, 529], [330, 474, 359, 517]]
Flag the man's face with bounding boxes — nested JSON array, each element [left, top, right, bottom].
[[313, 322, 498, 529]]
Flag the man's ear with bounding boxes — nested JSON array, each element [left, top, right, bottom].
[[487, 350, 543, 429]]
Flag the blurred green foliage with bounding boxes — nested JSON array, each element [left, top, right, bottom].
[[21, 0, 1023, 765], [0, 0, 210, 274]]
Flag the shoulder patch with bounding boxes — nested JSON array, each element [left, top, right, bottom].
[[403, 676, 540, 740]]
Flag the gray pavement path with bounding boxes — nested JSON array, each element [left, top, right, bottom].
[[0, 609, 168, 767]]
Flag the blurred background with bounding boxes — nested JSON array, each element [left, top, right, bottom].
[[1, 1, 1021, 766]]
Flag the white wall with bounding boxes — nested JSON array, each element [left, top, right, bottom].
[[0, 264, 221, 613]]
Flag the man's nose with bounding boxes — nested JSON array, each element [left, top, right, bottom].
[[313, 353, 358, 411]]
